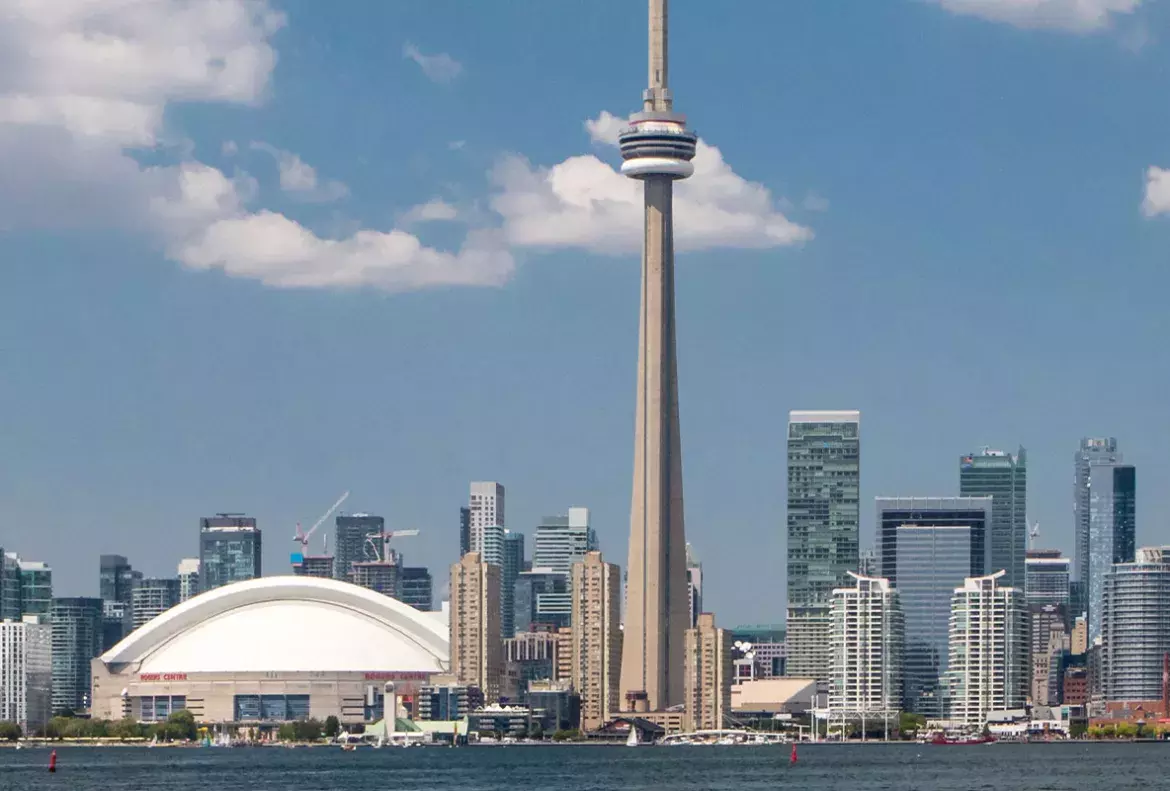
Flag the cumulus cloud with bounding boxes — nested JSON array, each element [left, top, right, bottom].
[[489, 111, 812, 254], [402, 42, 463, 84], [401, 199, 460, 224], [930, 0, 1142, 32], [0, 1, 512, 293], [250, 141, 348, 202], [1141, 166, 1170, 217]]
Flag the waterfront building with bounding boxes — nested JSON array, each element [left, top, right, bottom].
[[829, 573, 903, 716], [533, 508, 596, 578], [570, 551, 622, 730], [1101, 547, 1170, 703], [90, 577, 448, 724], [501, 530, 525, 639], [1025, 550, 1071, 608], [683, 613, 732, 732], [513, 569, 570, 633], [130, 578, 179, 631], [1074, 438, 1121, 608], [1086, 462, 1136, 643], [959, 447, 1027, 591], [449, 552, 501, 703], [876, 496, 991, 717], [946, 572, 1027, 726], [786, 410, 861, 682], [177, 558, 200, 602], [334, 513, 383, 583], [50, 597, 103, 714], [417, 684, 469, 721], [0, 616, 52, 734], [686, 543, 703, 628], [199, 515, 261, 592], [617, 0, 696, 714], [398, 567, 433, 611]]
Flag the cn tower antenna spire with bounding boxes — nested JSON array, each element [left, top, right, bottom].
[[646, 0, 670, 111]]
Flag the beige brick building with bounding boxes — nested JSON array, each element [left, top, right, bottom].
[[570, 551, 622, 730], [449, 553, 501, 703], [683, 612, 731, 732]]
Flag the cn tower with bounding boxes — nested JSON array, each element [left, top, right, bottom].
[[618, 0, 696, 713]]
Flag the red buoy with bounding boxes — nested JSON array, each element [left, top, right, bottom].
[[790, 742, 797, 765], [49, 749, 57, 773]]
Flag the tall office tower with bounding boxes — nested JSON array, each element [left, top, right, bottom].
[[533, 509, 596, 577], [945, 572, 1027, 726], [1074, 438, 1121, 605], [100, 601, 128, 652], [18, 560, 51, 619], [199, 514, 261, 592], [0, 617, 52, 734], [829, 573, 904, 717], [570, 551, 622, 730], [876, 496, 992, 717], [130, 578, 180, 631], [176, 559, 201, 603], [459, 506, 472, 558], [683, 613, 732, 732], [1028, 603, 1067, 706], [1102, 546, 1170, 703], [1024, 550, 1071, 608], [468, 482, 505, 532], [98, 554, 138, 648], [0, 552, 20, 621], [449, 553, 502, 703], [399, 567, 434, 611], [786, 411, 861, 682], [505, 631, 562, 690], [334, 513, 383, 582], [686, 543, 703, 628], [1086, 462, 1136, 644], [501, 531, 525, 639], [50, 597, 103, 714], [959, 447, 1027, 591], [513, 569, 570, 633], [617, 0, 697, 714], [469, 524, 505, 566]]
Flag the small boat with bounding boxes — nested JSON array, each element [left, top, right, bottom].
[[626, 727, 640, 747], [931, 733, 996, 745], [340, 742, 357, 751]]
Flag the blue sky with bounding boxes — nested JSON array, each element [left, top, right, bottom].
[[3, 0, 1170, 624]]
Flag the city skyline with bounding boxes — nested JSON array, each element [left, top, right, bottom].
[[9, 1, 1170, 625]]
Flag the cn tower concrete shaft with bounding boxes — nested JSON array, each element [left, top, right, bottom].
[[618, 0, 693, 712]]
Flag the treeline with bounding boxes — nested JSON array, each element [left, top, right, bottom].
[[9, 710, 201, 741]]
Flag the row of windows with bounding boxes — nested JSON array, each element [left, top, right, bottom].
[[140, 695, 187, 722], [233, 694, 311, 721]]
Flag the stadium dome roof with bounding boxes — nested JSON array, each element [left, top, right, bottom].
[[100, 576, 448, 674]]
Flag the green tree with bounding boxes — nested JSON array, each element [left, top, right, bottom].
[[277, 723, 296, 741], [167, 710, 197, 741], [324, 715, 340, 738], [527, 722, 544, 740], [1115, 722, 1139, 739], [898, 713, 926, 738], [0, 721, 22, 741], [292, 719, 322, 742], [108, 717, 143, 740]]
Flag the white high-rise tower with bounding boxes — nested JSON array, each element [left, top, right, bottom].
[[619, 0, 697, 713]]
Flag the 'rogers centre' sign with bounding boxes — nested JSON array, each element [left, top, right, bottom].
[[363, 672, 428, 681], [138, 673, 188, 681]]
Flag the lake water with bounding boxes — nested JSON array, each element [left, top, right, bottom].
[[0, 742, 1160, 791]]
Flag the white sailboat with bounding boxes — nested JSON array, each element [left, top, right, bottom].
[[626, 726, 640, 747]]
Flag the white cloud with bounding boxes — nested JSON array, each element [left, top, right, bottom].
[[401, 199, 460, 224], [802, 193, 830, 212], [489, 111, 812, 254], [250, 141, 348, 202], [1141, 166, 1170, 217], [930, 0, 1142, 32], [402, 42, 462, 84]]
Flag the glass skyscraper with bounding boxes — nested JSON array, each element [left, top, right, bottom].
[[398, 566, 433, 611], [959, 447, 1027, 591], [199, 515, 261, 592], [1024, 550, 1071, 608], [1102, 546, 1170, 702], [513, 569, 569, 633], [786, 411, 860, 680], [0, 552, 21, 622], [334, 514, 383, 582], [99, 554, 140, 649], [532, 508, 596, 577], [50, 597, 103, 714], [18, 561, 52, 619], [1074, 438, 1121, 612], [501, 531, 525, 638], [1086, 462, 1136, 643], [876, 496, 991, 717], [130, 578, 180, 630]]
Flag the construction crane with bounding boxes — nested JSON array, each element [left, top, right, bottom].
[[363, 528, 420, 564], [293, 491, 350, 555], [1028, 520, 1040, 550]]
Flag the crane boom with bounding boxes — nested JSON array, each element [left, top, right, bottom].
[[295, 490, 350, 548]]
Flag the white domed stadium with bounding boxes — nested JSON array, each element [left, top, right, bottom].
[[91, 576, 449, 725]]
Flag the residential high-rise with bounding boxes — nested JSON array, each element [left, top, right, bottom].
[[514, 569, 570, 633], [1074, 438, 1121, 605], [829, 573, 903, 717], [459, 506, 472, 558], [617, 0, 696, 715], [505, 631, 562, 690], [398, 567, 433, 611], [176, 558, 200, 603], [98, 554, 138, 649], [945, 572, 1027, 726], [570, 551, 622, 730], [50, 597, 103, 714], [683, 613, 732, 732], [1101, 546, 1170, 703], [449, 552, 502, 703], [199, 514, 261, 592], [130, 578, 180, 631], [468, 481, 505, 532], [1086, 462, 1136, 643], [334, 513, 382, 582], [501, 531, 525, 639], [0, 553, 20, 622], [876, 496, 992, 717], [352, 559, 399, 597], [686, 543, 702, 629], [1024, 550, 1071, 608], [17, 560, 51, 620], [0, 616, 52, 734], [786, 411, 861, 681], [291, 554, 334, 579], [100, 601, 128, 653], [959, 447, 1027, 591]]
